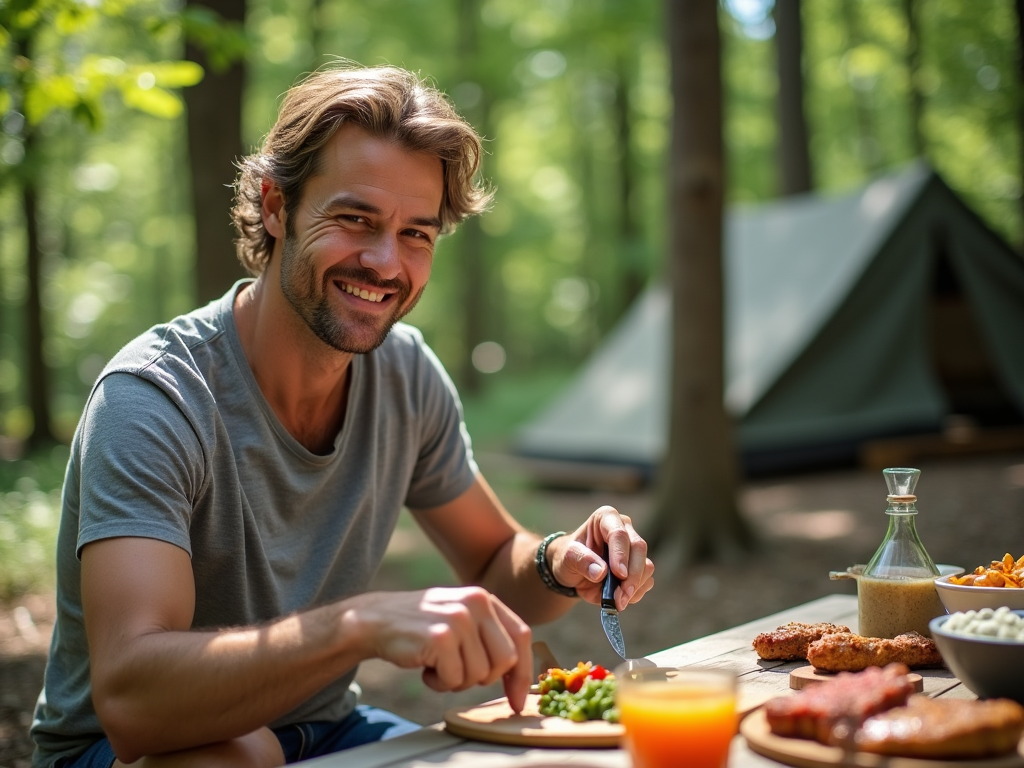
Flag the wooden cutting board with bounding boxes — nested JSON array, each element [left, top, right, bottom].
[[443, 693, 622, 747], [790, 665, 924, 692], [741, 708, 1024, 768]]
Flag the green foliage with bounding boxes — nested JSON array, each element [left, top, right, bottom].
[[0, 0, 205, 134], [0, 445, 67, 598], [179, 5, 248, 73]]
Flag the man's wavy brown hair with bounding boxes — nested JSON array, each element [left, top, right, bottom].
[[232, 64, 492, 275]]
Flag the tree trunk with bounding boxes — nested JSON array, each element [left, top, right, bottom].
[[22, 128, 57, 450], [652, 0, 753, 572], [1016, 0, 1024, 247], [184, 0, 247, 306], [614, 53, 647, 314], [841, 0, 883, 173], [456, 0, 487, 394], [904, 0, 925, 159], [15, 30, 57, 450], [774, 0, 813, 195]]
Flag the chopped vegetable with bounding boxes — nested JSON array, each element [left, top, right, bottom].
[[537, 661, 618, 723]]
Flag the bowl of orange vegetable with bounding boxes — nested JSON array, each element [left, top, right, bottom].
[[935, 554, 1024, 614]]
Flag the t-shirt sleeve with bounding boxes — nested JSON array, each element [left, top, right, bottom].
[[75, 372, 205, 558], [403, 338, 478, 509]]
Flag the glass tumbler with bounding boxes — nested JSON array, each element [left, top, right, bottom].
[[615, 665, 737, 768]]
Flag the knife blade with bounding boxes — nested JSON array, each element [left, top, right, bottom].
[[600, 544, 626, 660]]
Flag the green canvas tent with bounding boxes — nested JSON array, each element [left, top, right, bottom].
[[514, 163, 1024, 478]]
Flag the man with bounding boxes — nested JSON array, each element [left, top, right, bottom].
[[31, 64, 655, 767]]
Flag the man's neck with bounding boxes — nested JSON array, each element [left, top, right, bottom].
[[233, 274, 354, 454]]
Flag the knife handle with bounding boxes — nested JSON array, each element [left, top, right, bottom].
[[602, 544, 620, 609]]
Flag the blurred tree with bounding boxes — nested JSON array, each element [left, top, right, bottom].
[[613, 49, 647, 311], [904, 0, 925, 158], [1017, 0, 1024, 242], [182, 1, 248, 304], [839, 0, 884, 173], [774, 0, 813, 194], [652, 0, 752, 569], [0, 0, 203, 448], [455, 0, 487, 395]]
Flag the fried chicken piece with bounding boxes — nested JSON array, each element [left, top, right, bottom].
[[765, 663, 915, 743], [806, 631, 943, 672], [752, 622, 852, 661], [856, 696, 1024, 759]]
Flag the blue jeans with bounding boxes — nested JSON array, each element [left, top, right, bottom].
[[62, 705, 421, 767]]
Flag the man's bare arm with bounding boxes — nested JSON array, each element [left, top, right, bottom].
[[83, 536, 531, 763], [411, 475, 656, 624]]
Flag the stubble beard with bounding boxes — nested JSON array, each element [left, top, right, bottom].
[[279, 234, 424, 354]]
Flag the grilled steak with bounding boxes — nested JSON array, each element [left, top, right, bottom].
[[752, 622, 851, 661], [856, 696, 1024, 759], [764, 663, 915, 743], [806, 631, 943, 672]]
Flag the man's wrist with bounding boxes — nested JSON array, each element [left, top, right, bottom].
[[534, 532, 578, 598]]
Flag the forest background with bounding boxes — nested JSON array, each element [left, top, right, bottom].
[[0, 0, 1021, 596]]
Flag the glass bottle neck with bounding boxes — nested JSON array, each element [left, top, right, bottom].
[[886, 503, 918, 515], [864, 503, 938, 578]]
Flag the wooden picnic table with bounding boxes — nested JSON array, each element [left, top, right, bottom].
[[300, 594, 974, 767]]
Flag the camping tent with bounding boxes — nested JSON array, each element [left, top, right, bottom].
[[514, 162, 1024, 478]]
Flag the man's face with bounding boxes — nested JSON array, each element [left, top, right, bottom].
[[277, 123, 444, 354]]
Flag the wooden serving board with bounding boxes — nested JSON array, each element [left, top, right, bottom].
[[443, 693, 622, 748], [790, 665, 924, 692], [741, 708, 1024, 768]]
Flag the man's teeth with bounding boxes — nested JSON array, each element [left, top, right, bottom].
[[342, 283, 384, 303]]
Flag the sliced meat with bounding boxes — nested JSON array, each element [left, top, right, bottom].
[[764, 663, 915, 743], [752, 622, 851, 661], [856, 696, 1024, 759], [806, 631, 943, 672]]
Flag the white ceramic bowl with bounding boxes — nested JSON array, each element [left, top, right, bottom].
[[934, 573, 1024, 614], [930, 611, 1024, 702]]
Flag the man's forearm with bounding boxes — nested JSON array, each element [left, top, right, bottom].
[[93, 599, 367, 762], [476, 531, 577, 625]]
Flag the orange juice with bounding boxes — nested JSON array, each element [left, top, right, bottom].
[[616, 667, 737, 768]]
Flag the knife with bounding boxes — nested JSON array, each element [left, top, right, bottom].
[[600, 544, 627, 660]]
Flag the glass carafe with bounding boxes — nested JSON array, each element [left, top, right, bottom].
[[857, 468, 944, 638]]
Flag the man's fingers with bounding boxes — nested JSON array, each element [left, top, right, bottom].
[[585, 508, 654, 610], [594, 508, 631, 580], [618, 532, 650, 609], [414, 589, 531, 706], [491, 599, 532, 713], [421, 622, 469, 692], [560, 541, 607, 585], [630, 566, 656, 604]]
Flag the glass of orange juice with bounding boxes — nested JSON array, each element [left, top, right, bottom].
[[615, 664, 737, 768]]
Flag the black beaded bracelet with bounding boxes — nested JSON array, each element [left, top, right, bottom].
[[535, 531, 578, 598]]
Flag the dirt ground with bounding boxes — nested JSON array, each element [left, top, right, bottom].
[[3, 450, 1024, 766]]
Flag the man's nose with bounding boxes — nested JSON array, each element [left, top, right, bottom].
[[358, 232, 401, 280]]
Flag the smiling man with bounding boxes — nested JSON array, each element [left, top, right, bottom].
[[30, 65, 655, 768]]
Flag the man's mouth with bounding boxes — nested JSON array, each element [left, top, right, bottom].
[[340, 281, 387, 303]]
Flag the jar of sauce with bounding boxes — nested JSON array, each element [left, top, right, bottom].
[[857, 468, 943, 638]]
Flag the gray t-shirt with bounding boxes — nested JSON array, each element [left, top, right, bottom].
[[31, 281, 478, 767]]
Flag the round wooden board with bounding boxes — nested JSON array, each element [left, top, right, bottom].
[[741, 708, 1024, 768], [443, 693, 622, 748], [790, 666, 924, 692]]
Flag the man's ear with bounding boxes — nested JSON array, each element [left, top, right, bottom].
[[261, 180, 286, 239]]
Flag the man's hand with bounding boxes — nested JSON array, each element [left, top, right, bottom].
[[345, 587, 533, 712], [546, 507, 655, 611]]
